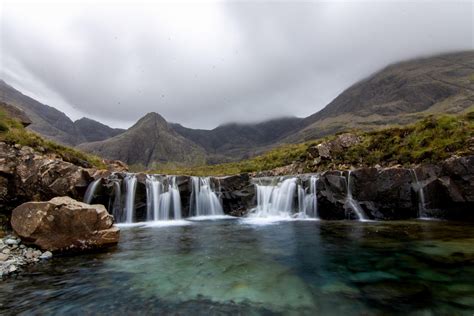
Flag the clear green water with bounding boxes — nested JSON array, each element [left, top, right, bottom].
[[1, 219, 474, 315]]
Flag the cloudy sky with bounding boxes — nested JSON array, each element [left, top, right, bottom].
[[1, 0, 472, 129]]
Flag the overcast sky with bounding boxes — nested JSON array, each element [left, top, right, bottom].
[[1, 0, 473, 129]]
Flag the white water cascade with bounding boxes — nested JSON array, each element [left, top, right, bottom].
[[251, 177, 297, 217], [297, 176, 319, 219], [110, 180, 122, 222], [123, 174, 138, 223], [83, 179, 101, 204], [146, 175, 182, 221], [411, 169, 428, 218], [345, 171, 368, 221], [190, 177, 224, 217]]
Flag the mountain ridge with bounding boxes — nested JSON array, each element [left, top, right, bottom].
[[2, 50, 473, 167]]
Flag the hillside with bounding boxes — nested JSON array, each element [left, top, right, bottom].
[[77, 112, 207, 168], [151, 112, 474, 176], [0, 105, 106, 169], [74, 117, 124, 143], [283, 51, 474, 142], [2, 51, 473, 167], [0, 80, 124, 145], [171, 117, 302, 162]]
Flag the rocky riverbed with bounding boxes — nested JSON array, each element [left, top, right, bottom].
[[0, 235, 52, 279]]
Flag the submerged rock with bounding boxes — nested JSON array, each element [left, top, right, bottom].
[[11, 197, 120, 252]]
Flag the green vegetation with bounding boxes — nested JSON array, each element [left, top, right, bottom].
[[0, 110, 106, 169], [151, 112, 474, 176]]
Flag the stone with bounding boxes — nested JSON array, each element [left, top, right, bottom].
[[4, 238, 18, 245], [0, 253, 8, 261], [2, 248, 10, 255], [11, 196, 120, 252], [39, 251, 53, 260], [8, 265, 17, 273]]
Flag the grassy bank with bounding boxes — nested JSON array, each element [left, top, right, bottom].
[[150, 112, 474, 176], [0, 110, 106, 169]]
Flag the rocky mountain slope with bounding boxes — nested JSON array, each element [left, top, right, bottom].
[[171, 117, 302, 162], [283, 51, 474, 142], [0, 80, 123, 145], [2, 51, 473, 166], [74, 117, 124, 143], [77, 112, 207, 167]]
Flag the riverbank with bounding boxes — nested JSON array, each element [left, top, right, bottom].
[[0, 235, 52, 278]]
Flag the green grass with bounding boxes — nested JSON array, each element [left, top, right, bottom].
[[0, 110, 106, 169], [151, 112, 474, 176]]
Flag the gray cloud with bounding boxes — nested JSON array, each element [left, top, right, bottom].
[[1, 1, 472, 129]]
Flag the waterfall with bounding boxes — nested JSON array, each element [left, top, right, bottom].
[[345, 171, 368, 221], [83, 179, 101, 204], [146, 175, 162, 220], [297, 176, 319, 219], [251, 177, 297, 217], [145, 175, 182, 221], [111, 180, 122, 222], [123, 174, 137, 223], [411, 169, 427, 218], [190, 177, 224, 216]]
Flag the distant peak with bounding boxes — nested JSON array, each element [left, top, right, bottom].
[[133, 112, 168, 128]]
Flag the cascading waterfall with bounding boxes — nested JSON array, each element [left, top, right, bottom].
[[110, 180, 122, 222], [123, 174, 137, 223], [190, 177, 224, 216], [146, 175, 182, 221], [345, 171, 368, 221], [411, 169, 428, 218], [297, 176, 319, 219], [251, 177, 297, 217], [83, 179, 101, 204]]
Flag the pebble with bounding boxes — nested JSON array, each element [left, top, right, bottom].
[[0, 236, 46, 278], [40, 251, 53, 260], [5, 239, 19, 246]]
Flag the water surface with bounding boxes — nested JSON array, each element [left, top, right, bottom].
[[1, 220, 474, 315]]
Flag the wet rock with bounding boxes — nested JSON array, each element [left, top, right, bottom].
[[11, 196, 120, 252], [350, 271, 399, 283], [361, 281, 431, 309], [39, 251, 53, 260], [5, 238, 19, 246]]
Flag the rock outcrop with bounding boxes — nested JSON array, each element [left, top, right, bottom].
[[11, 197, 119, 252], [0, 142, 93, 213], [84, 156, 474, 222], [0, 141, 124, 214]]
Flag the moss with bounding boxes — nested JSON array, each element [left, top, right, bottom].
[[151, 112, 474, 176], [0, 110, 106, 169]]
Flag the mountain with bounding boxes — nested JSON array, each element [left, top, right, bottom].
[[0, 80, 124, 145], [0, 80, 85, 145], [3, 51, 473, 167], [74, 117, 125, 143], [283, 51, 474, 142], [77, 112, 207, 167], [171, 117, 303, 162]]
